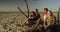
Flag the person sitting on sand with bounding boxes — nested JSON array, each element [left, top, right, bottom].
[[29, 9, 40, 22], [42, 8, 48, 21], [43, 10, 56, 32], [34, 9, 40, 22], [24, 11, 36, 26], [30, 9, 40, 25], [24, 9, 40, 26]]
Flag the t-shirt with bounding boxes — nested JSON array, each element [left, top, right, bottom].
[[27, 13, 40, 24], [33, 13, 40, 20]]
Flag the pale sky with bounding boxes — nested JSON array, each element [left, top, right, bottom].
[[0, 0, 60, 12]]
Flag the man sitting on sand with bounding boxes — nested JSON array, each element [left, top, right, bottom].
[[43, 10, 56, 31], [34, 9, 40, 22]]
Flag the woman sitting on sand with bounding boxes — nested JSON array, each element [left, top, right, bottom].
[[24, 11, 36, 26]]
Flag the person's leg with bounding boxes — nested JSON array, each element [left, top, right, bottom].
[[48, 25, 56, 32], [39, 26, 46, 32], [52, 25, 56, 32]]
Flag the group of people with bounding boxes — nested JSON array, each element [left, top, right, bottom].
[[34, 8, 56, 32], [24, 8, 56, 32]]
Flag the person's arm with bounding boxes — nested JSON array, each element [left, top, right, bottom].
[[34, 18, 41, 29], [47, 16, 56, 27], [51, 16, 56, 25], [29, 17, 34, 19]]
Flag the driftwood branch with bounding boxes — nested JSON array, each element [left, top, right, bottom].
[[24, 0, 29, 17], [17, 6, 28, 18], [57, 7, 60, 24]]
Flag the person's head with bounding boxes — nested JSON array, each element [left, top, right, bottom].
[[43, 8, 48, 14], [31, 11, 36, 16], [30, 15, 33, 17], [35, 9, 38, 13], [44, 8, 48, 11], [47, 10, 53, 16]]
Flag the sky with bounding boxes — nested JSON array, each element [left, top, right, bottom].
[[0, 0, 60, 12]]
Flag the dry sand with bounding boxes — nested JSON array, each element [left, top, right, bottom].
[[0, 12, 59, 32]]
